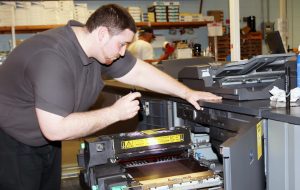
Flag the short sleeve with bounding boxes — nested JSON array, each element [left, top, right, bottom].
[[101, 50, 137, 78], [141, 44, 154, 60], [25, 49, 74, 117]]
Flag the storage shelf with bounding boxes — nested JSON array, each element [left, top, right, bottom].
[[0, 25, 64, 34], [136, 21, 212, 29], [0, 21, 211, 34]]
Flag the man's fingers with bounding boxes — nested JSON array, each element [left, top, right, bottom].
[[127, 92, 141, 101], [191, 101, 201, 110]]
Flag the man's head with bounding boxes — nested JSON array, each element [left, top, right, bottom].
[[86, 4, 137, 35], [85, 4, 137, 65], [138, 26, 156, 43]]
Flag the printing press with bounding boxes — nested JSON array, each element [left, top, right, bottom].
[[77, 127, 223, 190], [178, 53, 295, 100], [76, 54, 298, 190]]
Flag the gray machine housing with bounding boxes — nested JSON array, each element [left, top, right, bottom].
[[156, 56, 214, 78], [177, 102, 265, 190]]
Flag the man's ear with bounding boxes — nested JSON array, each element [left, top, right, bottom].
[[97, 26, 109, 42]]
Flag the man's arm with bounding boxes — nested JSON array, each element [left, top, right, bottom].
[[144, 51, 170, 64], [36, 92, 141, 141], [143, 46, 173, 64], [116, 59, 221, 109]]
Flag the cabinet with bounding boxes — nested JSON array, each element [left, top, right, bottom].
[[209, 32, 262, 61], [266, 119, 300, 190], [0, 21, 211, 34]]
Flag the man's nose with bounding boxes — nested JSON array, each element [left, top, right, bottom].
[[119, 45, 127, 56]]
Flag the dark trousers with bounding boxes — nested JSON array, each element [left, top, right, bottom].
[[0, 130, 61, 190]]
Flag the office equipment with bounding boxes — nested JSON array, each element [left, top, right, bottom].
[[176, 101, 265, 190], [156, 56, 214, 78], [178, 53, 294, 100], [99, 80, 300, 190], [77, 127, 223, 190]]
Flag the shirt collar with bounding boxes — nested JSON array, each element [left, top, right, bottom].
[[66, 20, 92, 66]]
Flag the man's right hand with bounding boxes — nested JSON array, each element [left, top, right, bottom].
[[36, 91, 141, 141], [109, 92, 141, 121]]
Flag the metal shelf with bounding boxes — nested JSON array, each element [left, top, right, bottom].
[[0, 21, 211, 34]]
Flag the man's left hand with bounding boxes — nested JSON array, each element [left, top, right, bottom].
[[185, 90, 222, 110]]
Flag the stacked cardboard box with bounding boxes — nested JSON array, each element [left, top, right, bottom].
[[179, 13, 203, 22], [128, 6, 142, 22], [142, 12, 149, 22], [29, 2, 45, 25], [148, 4, 167, 22], [56, 1, 74, 25], [148, 1, 180, 22], [207, 10, 224, 22], [15, 2, 30, 26], [74, 3, 89, 24], [0, 1, 79, 26], [167, 2, 180, 22], [147, 12, 155, 22], [0, 2, 16, 26]]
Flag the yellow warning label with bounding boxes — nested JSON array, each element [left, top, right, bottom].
[[256, 121, 263, 160], [121, 134, 184, 149]]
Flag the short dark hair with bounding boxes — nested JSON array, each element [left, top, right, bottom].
[[138, 26, 155, 37], [85, 4, 137, 35]]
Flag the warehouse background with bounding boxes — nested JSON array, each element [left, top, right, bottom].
[[0, 0, 299, 55]]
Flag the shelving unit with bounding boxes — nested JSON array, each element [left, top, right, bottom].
[[0, 21, 211, 34], [136, 21, 211, 29], [209, 32, 262, 61], [0, 25, 63, 34]]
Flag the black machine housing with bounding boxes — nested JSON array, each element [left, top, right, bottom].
[[178, 53, 295, 100]]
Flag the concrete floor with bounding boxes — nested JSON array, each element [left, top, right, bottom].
[[61, 177, 85, 190], [61, 139, 85, 190]]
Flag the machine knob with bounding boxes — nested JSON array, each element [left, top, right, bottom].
[[193, 110, 198, 120]]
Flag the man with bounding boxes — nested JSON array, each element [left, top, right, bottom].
[[0, 4, 221, 190], [128, 26, 173, 64]]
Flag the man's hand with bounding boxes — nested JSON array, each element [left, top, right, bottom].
[[109, 92, 141, 121], [184, 89, 222, 110]]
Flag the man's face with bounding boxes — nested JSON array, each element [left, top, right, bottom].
[[145, 33, 155, 43], [97, 28, 135, 65]]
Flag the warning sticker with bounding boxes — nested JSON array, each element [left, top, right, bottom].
[[121, 134, 184, 149], [256, 121, 263, 160]]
